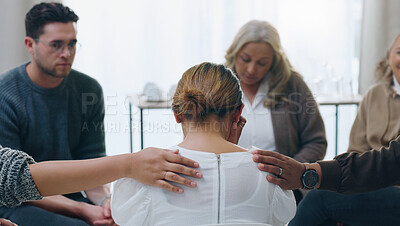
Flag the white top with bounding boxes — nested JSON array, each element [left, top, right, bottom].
[[238, 78, 276, 151], [111, 146, 296, 226], [392, 76, 400, 95]]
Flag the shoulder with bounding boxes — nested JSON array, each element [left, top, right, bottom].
[[361, 83, 389, 105], [0, 65, 28, 109], [67, 69, 103, 94], [285, 72, 310, 93], [282, 72, 315, 105], [0, 65, 25, 89], [364, 83, 388, 97]]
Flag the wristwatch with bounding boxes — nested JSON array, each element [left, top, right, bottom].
[[301, 166, 319, 189]]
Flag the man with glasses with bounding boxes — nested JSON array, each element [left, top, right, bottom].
[[0, 2, 201, 225]]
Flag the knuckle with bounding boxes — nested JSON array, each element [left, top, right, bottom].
[[176, 155, 183, 163], [161, 183, 169, 189], [191, 169, 198, 176], [173, 187, 180, 193], [184, 179, 191, 185], [175, 165, 185, 173], [171, 174, 178, 180]]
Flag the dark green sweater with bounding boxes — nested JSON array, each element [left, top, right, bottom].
[[0, 63, 106, 162]]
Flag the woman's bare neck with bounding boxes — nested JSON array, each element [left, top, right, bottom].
[[178, 132, 246, 154]]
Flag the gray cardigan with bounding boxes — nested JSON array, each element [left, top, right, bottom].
[[0, 145, 42, 207], [271, 74, 327, 163]]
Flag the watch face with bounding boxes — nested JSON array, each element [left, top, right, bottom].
[[302, 170, 319, 189]]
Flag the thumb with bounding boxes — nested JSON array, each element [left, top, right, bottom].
[[104, 208, 111, 217]]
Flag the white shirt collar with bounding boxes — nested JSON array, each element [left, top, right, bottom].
[[392, 76, 400, 95], [247, 73, 270, 108]]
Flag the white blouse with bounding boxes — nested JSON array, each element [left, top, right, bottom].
[[238, 78, 276, 151], [393, 76, 400, 95], [111, 146, 296, 226]]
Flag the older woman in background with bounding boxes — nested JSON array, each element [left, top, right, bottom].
[[225, 20, 327, 203]]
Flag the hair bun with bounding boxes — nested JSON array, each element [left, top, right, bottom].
[[172, 62, 242, 121], [174, 89, 207, 120], [184, 90, 205, 102]]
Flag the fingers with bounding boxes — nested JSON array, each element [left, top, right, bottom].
[[266, 174, 288, 189], [236, 117, 246, 133], [156, 179, 184, 193], [0, 218, 17, 226], [102, 199, 111, 217], [163, 171, 197, 188], [238, 116, 246, 127], [253, 153, 284, 167], [92, 219, 115, 226], [257, 163, 282, 176], [253, 149, 287, 161], [165, 150, 200, 168]]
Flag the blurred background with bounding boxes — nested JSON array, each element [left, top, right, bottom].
[[1, 0, 399, 159]]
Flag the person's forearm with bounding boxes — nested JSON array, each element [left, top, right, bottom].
[[318, 138, 400, 194], [27, 195, 86, 218], [29, 154, 133, 196]]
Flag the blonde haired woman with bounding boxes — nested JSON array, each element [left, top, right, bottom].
[[348, 34, 400, 153], [225, 20, 327, 203], [225, 20, 326, 162], [111, 63, 296, 226]]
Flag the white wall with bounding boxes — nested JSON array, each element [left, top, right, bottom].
[[0, 0, 62, 73]]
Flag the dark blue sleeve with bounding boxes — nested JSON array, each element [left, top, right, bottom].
[[71, 82, 106, 160], [0, 91, 24, 151]]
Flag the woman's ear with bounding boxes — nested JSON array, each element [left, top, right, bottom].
[[233, 104, 244, 122], [173, 112, 183, 123]]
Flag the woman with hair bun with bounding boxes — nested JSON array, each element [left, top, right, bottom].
[[111, 62, 296, 226]]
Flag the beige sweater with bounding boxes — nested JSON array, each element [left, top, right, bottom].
[[348, 82, 400, 153]]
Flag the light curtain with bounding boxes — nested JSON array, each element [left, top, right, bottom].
[[359, 0, 400, 94]]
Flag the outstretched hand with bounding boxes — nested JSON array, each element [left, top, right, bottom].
[[130, 147, 202, 193], [252, 150, 305, 190]]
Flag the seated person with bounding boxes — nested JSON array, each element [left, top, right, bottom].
[[289, 34, 400, 226], [111, 62, 296, 226]]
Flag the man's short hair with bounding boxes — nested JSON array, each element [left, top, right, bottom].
[[25, 2, 79, 39]]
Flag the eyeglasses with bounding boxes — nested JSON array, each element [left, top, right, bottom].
[[34, 39, 81, 54]]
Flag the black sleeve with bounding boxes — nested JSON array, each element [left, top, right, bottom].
[[318, 135, 400, 194]]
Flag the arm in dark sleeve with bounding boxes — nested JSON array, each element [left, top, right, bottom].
[[0, 95, 23, 151], [318, 135, 400, 194], [292, 78, 327, 163], [73, 86, 106, 160], [0, 146, 42, 207]]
